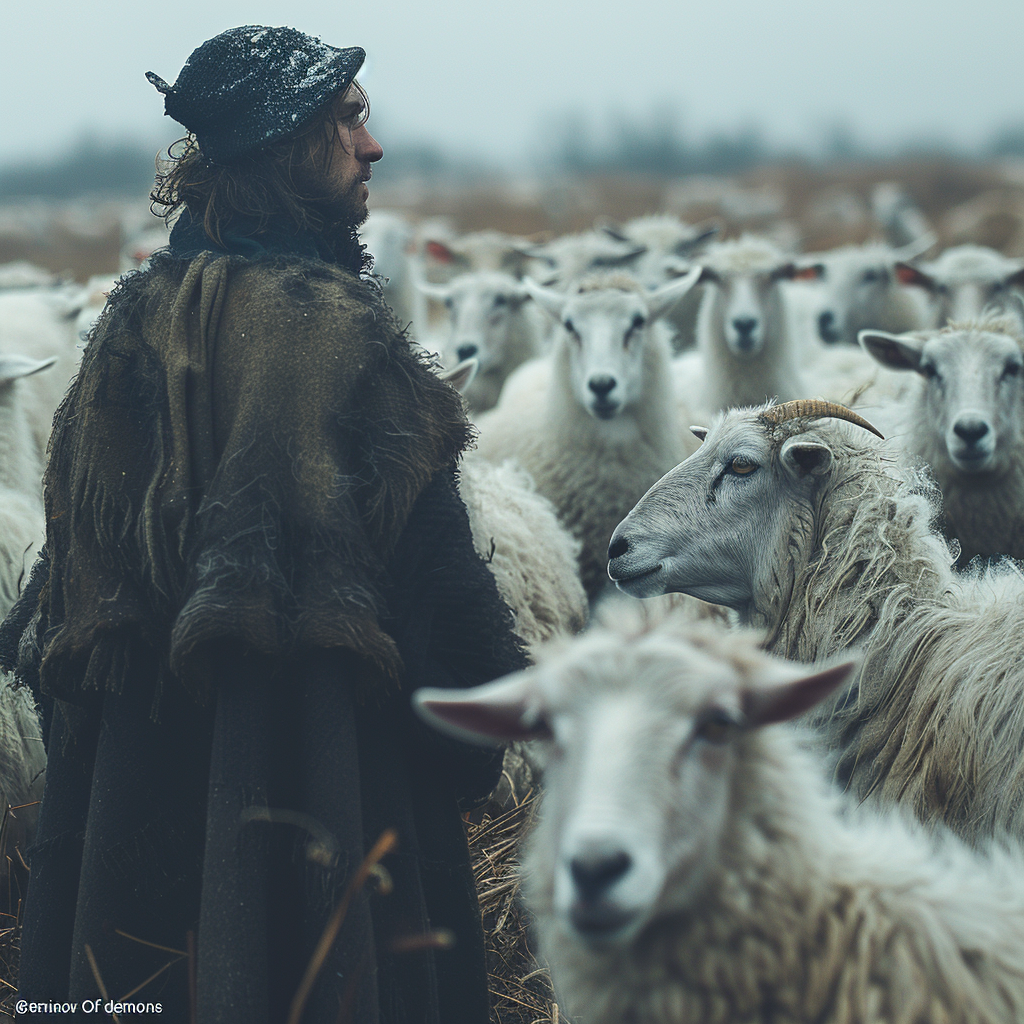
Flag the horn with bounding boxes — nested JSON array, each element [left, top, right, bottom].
[[758, 400, 884, 440]]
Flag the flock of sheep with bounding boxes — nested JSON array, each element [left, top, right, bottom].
[[3, 179, 1024, 1019], [366, 196, 1024, 1020]]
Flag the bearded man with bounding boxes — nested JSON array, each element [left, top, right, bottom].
[[4, 25, 524, 1023]]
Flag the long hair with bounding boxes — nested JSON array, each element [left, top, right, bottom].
[[151, 84, 371, 270]]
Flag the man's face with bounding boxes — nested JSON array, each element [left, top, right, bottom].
[[323, 83, 384, 226]]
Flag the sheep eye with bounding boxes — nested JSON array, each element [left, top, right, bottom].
[[564, 319, 580, 340], [921, 362, 940, 381], [493, 295, 507, 308], [1003, 361, 1022, 379], [443, 297, 454, 310], [861, 269, 880, 284], [729, 456, 758, 476], [695, 709, 739, 745]]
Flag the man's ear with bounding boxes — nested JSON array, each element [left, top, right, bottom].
[[414, 671, 550, 746], [780, 437, 834, 478], [859, 330, 924, 372], [742, 660, 858, 726]]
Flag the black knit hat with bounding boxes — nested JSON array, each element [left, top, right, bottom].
[[146, 25, 365, 165]]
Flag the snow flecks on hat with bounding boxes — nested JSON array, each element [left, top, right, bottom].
[[147, 25, 365, 165]]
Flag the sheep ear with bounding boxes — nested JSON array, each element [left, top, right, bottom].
[[894, 262, 935, 291], [597, 220, 630, 243], [674, 224, 718, 257], [781, 438, 833, 478], [647, 266, 703, 321], [859, 330, 924, 372], [523, 277, 566, 320], [772, 262, 825, 283], [416, 279, 453, 302], [690, 425, 708, 441], [413, 672, 550, 746], [742, 660, 857, 727], [1002, 266, 1024, 290], [439, 358, 478, 394], [424, 239, 458, 265], [0, 354, 56, 386], [893, 231, 936, 262]]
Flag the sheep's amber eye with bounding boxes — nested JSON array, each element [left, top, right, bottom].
[[695, 709, 739, 744], [729, 456, 757, 475]]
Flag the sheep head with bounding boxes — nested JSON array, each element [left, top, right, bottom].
[[861, 320, 1024, 477], [418, 271, 531, 372], [525, 269, 700, 421], [606, 402, 883, 618], [415, 611, 854, 950]]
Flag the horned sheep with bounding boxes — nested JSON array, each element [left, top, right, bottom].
[[474, 269, 702, 599], [609, 401, 1024, 845], [416, 607, 1024, 1024], [861, 315, 1024, 563]]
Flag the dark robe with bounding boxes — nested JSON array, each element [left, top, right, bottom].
[[5, 215, 525, 1022]]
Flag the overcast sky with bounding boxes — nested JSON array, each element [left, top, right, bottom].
[[3, 0, 1023, 166]]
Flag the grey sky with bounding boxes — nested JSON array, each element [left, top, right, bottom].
[[3, 0, 1023, 165]]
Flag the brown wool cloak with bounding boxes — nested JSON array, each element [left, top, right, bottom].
[[11, 249, 524, 1022], [42, 251, 473, 709]]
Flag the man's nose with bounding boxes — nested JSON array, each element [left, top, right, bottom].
[[356, 127, 384, 163]]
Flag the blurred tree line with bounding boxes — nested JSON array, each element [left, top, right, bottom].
[[4, 113, 1024, 200]]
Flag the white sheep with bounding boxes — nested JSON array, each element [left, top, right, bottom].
[[0, 352, 57, 614], [861, 315, 1024, 563], [359, 209, 424, 333], [415, 607, 1024, 1024], [515, 229, 648, 287], [438, 359, 587, 649], [609, 400, 1024, 845], [896, 244, 1024, 329], [599, 214, 718, 352], [671, 234, 825, 416], [0, 284, 85, 458], [419, 271, 547, 412], [812, 238, 934, 346], [474, 269, 701, 599]]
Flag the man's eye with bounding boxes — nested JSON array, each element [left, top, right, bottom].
[[729, 457, 757, 475]]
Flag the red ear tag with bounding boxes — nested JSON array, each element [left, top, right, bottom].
[[426, 241, 455, 263], [793, 265, 822, 281]]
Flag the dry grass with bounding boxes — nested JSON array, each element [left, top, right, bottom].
[[467, 750, 563, 1024]]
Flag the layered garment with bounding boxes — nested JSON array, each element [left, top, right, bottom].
[[5, 236, 524, 1022]]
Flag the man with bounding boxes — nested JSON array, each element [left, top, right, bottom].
[[4, 25, 524, 1023]]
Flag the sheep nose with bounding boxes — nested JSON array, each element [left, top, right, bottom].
[[953, 417, 989, 444], [608, 534, 629, 559], [818, 310, 841, 343], [732, 316, 757, 337], [570, 848, 632, 901], [456, 343, 479, 361], [589, 375, 616, 397]]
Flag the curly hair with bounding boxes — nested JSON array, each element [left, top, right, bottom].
[[151, 83, 370, 251]]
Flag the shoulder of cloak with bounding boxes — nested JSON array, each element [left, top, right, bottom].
[[40, 251, 475, 703]]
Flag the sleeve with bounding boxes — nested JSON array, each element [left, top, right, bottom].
[[381, 466, 529, 808]]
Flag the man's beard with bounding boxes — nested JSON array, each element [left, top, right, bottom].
[[322, 174, 368, 230], [312, 178, 371, 274]]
